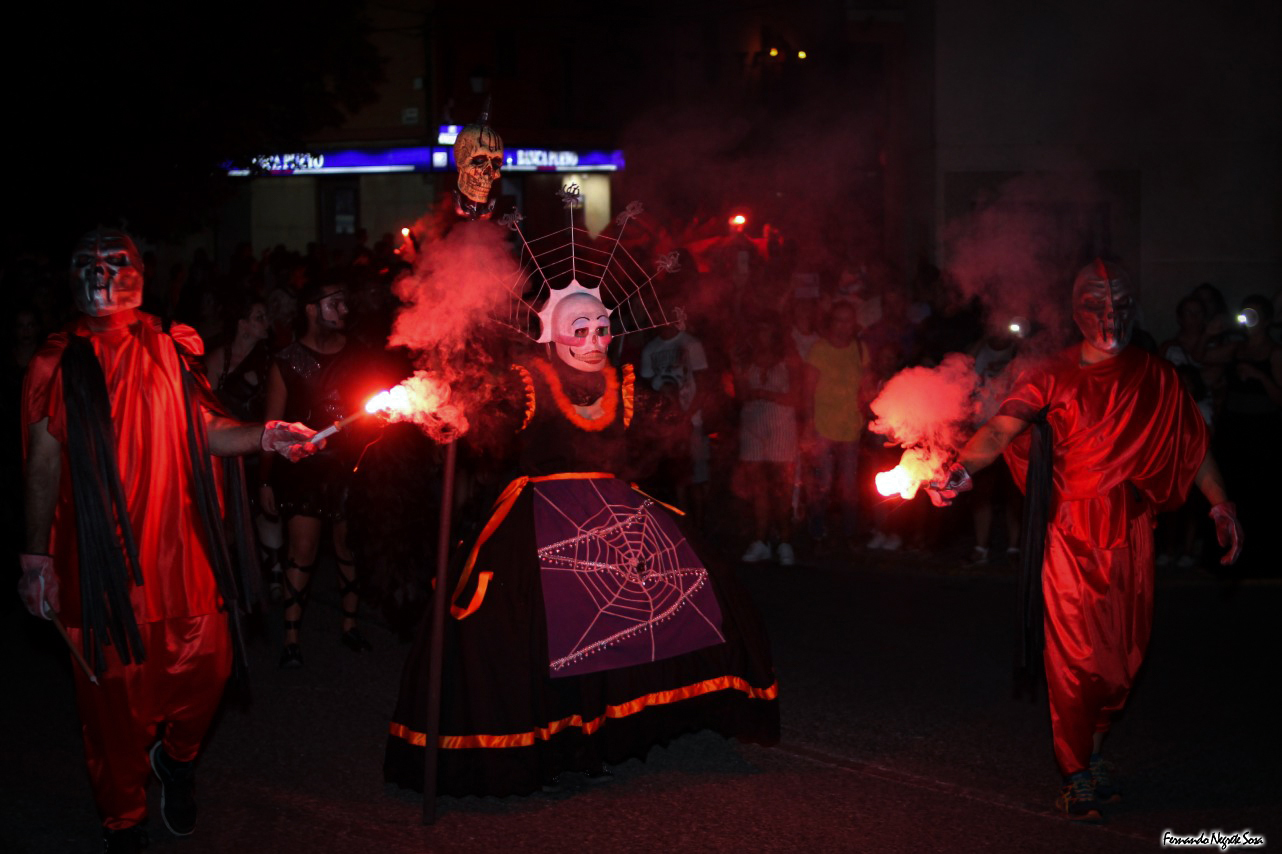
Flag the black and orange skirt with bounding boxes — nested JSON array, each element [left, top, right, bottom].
[[383, 479, 779, 798]]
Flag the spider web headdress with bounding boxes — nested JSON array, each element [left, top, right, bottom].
[[497, 185, 680, 343]]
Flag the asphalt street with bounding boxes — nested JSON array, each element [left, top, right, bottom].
[[2, 546, 1278, 853]]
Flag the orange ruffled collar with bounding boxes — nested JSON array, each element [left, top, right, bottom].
[[532, 359, 619, 431]]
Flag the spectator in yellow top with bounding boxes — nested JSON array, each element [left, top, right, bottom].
[[803, 301, 870, 552]]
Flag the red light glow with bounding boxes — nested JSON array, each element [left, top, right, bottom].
[[874, 448, 940, 500], [365, 374, 447, 420], [875, 466, 914, 498], [730, 214, 747, 227], [358, 370, 467, 442]]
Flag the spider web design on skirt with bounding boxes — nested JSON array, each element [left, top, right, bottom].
[[533, 478, 725, 678]]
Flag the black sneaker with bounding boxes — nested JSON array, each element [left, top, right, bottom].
[[583, 763, 615, 784], [149, 741, 197, 836], [279, 644, 304, 669], [1055, 770, 1104, 822], [1090, 754, 1122, 803], [103, 824, 149, 853], [340, 627, 373, 653]]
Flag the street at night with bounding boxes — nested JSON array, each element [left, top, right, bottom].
[[4, 548, 1277, 853], [4, 2, 1280, 852]]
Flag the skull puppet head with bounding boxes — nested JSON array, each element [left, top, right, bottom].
[[544, 290, 613, 372], [70, 229, 145, 317], [453, 121, 503, 206], [1072, 258, 1135, 355]]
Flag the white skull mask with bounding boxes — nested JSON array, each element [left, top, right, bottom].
[[70, 229, 145, 317], [551, 292, 612, 372], [453, 122, 503, 204]]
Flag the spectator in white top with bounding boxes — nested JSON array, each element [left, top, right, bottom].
[[733, 321, 802, 565], [640, 315, 711, 523]]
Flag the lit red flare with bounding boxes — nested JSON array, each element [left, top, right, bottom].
[[365, 386, 408, 416], [874, 448, 942, 500], [311, 411, 368, 443], [875, 466, 915, 499], [364, 374, 447, 421], [310, 374, 456, 443], [362, 371, 467, 440]]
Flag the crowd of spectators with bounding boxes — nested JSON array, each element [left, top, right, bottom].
[[1154, 283, 1282, 574], [6, 221, 1281, 641], [617, 226, 998, 567]]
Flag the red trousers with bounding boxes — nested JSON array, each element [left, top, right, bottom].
[[1042, 515, 1154, 775], [69, 614, 231, 830]]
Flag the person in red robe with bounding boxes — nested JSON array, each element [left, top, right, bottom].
[[17, 230, 318, 854], [928, 259, 1242, 822]]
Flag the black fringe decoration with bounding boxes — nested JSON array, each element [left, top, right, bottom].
[[1013, 405, 1053, 702], [60, 336, 147, 674], [170, 337, 254, 686], [223, 455, 265, 612]]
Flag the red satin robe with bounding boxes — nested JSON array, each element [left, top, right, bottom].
[[22, 311, 231, 829], [1000, 345, 1207, 775]]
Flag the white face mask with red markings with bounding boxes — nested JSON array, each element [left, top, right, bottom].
[[551, 292, 612, 372]]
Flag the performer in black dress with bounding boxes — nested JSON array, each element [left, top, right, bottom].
[[206, 296, 279, 597], [384, 283, 780, 797], [205, 297, 272, 423]]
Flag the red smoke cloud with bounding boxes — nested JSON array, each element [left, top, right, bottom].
[[868, 353, 981, 498], [870, 172, 1114, 495], [390, 215, 518, 358], [943, 171, 1111, 344], [366, 370, 467, 443], [385, 210, 522, 442]]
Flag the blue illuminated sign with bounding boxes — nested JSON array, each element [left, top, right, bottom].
[[503, 149, 626, 172], [227, 145, 624, 176]]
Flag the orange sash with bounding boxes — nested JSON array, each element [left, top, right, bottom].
[[450, 472, 616, 619]]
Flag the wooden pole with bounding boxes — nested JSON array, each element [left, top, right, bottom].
[[422, 439, 458, 824], [48, 606, 98, 685]]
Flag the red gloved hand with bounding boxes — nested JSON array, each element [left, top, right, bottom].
[[926, 462, 973, 508], [18, 554, 58, 619], [261, 420, 321, 462], [1209, 501, 1244, 565]]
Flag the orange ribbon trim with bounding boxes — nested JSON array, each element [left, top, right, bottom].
[[511, 364, 536, 430], [532, 360, 620, 431], [622, 364, 635, 427], [629, 482, 686, 517], [389, 676, 779, 749], [449, 472, 617, 619]]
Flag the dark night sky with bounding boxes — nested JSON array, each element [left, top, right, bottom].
[[4, 1, 385, 258]]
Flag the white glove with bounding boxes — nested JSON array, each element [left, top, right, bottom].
[[1209, 501, 1244, 565], [926, 462, 973, 508], [18, 553, 58, 619], [261, 420, 321, 462]]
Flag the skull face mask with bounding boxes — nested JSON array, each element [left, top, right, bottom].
[[70, 229, 145, 317], [1072, 259, 1135, 355], [453, 122, 503, 206], [551, 292, 612, 372]]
